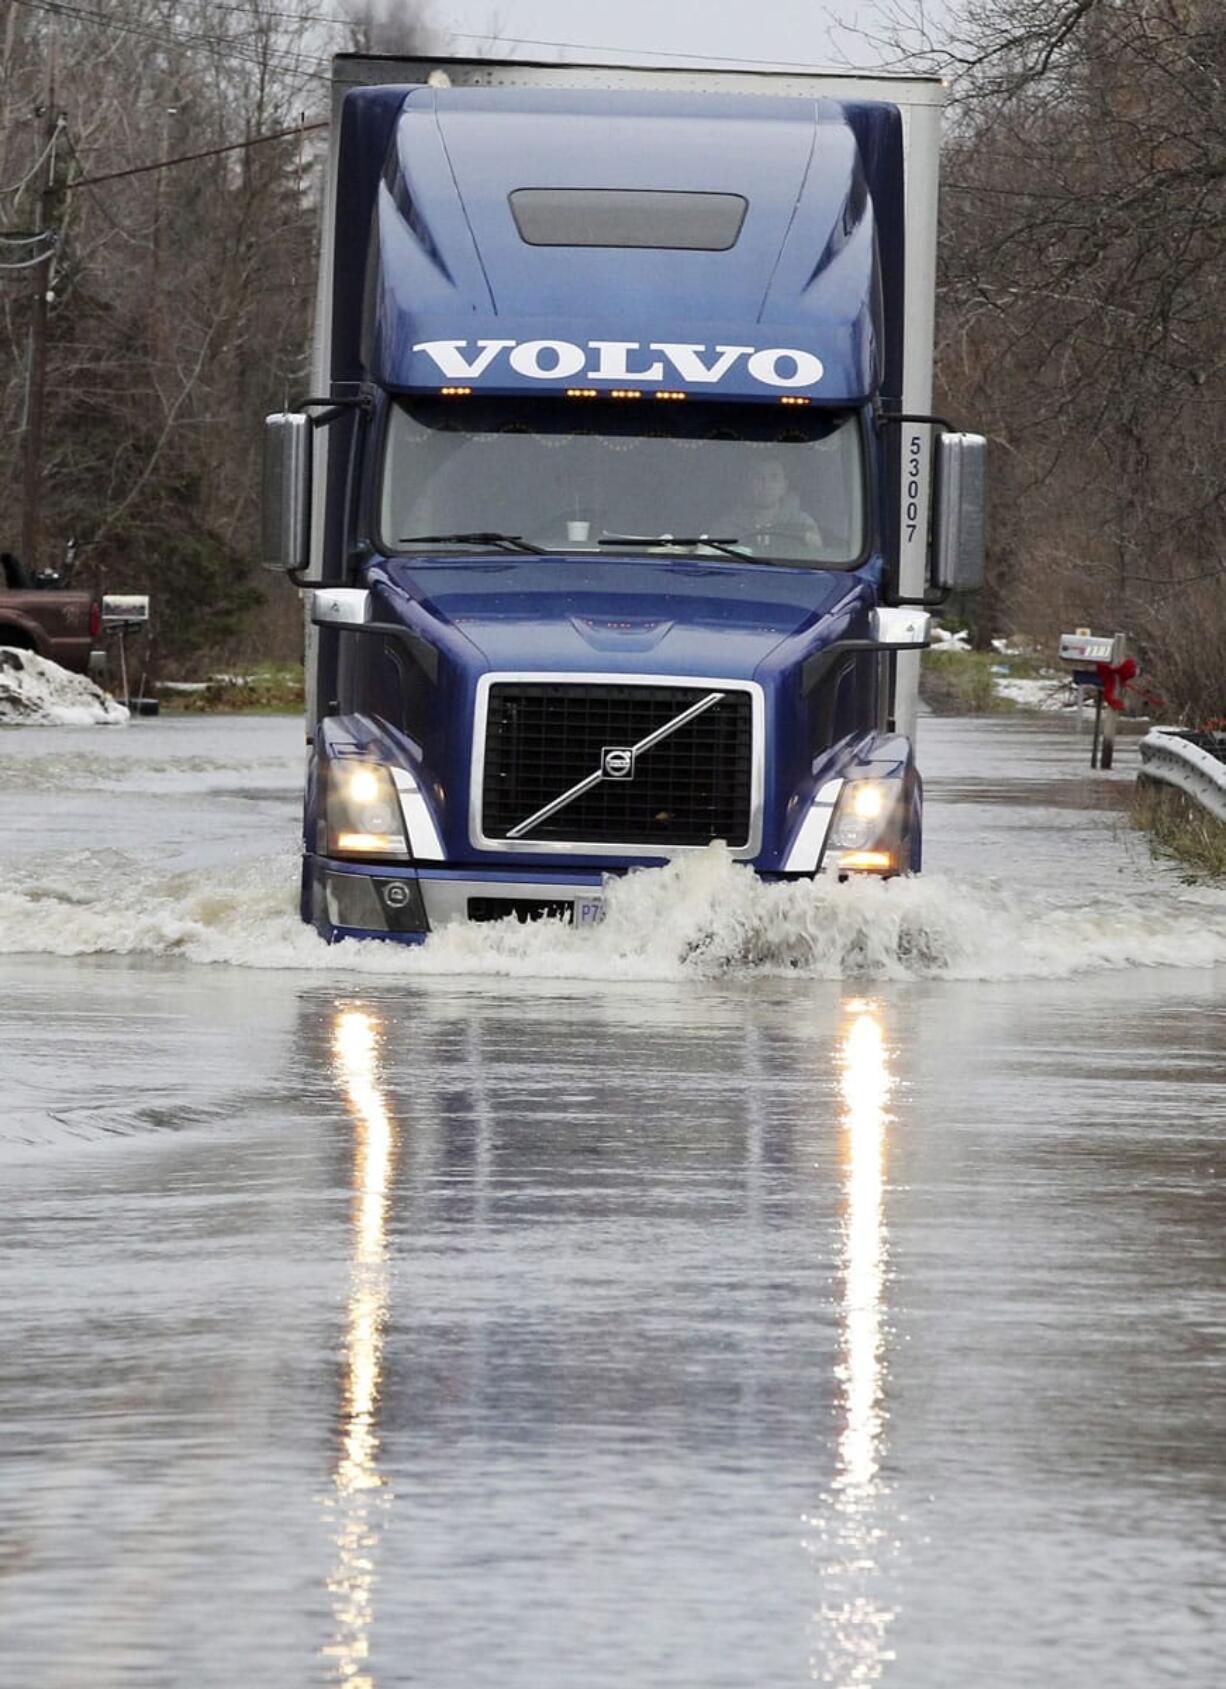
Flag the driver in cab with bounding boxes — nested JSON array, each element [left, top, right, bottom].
[[722, 457, 822, 554]]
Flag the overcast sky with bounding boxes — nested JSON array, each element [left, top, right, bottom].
[[428, 1, 953, 72]]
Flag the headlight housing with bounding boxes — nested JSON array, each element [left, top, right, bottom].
[[827, 777, 904, 872], [325, 761, 409, 858]]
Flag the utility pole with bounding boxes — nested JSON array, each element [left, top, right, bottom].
[[19, 58, 58, 574], [149, 103, 170, 366]]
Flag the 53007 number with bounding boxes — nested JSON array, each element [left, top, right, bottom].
[[905, 433, 924, 544]]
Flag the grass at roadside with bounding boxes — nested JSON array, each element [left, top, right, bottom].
[[1133, 780, 1226, 881], [162, 664, 305, 714], [920, 649, 1014, 715]]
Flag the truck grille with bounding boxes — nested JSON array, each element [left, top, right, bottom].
[[480, 682, 754, 847]]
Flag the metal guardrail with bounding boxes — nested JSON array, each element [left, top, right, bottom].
[[1137, 728, 1226, 823]]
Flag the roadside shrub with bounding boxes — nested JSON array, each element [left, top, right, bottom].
[[920, 650, 1008, 714], [1133, 781, 1226, 882]]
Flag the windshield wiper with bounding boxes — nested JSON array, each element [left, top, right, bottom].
[[597, 534, 754, 562], [396, 531, 547, 556]]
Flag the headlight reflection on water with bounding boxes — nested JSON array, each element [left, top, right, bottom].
[[808, 999, 897, 1687], [837, 1005, 890, 1499], [322, 1008, 398, 1688]]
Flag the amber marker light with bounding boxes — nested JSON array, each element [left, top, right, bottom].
[[566, 388, 598, 398], [610, 389, 643, 400], [655, 390, 687, 401], [439, 385, 472, 396], [335, 831, 400, 853], [839, 849, 895, 873], [780, 395, 811, 406]]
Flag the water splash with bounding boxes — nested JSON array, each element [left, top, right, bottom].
[[1, 844, 1223, 982]]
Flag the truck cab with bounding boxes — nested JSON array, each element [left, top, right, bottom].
[[265, 59, 985, 944]]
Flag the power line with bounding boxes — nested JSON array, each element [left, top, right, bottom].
[[117, 0, 848, 75], [441, 28, 834, 72], [0, 240, 57, 270], [12, 0, 896, 82], [208, 1, 382, 22], [10, 0, 336, 83], [8, 4, 924, 209], [66, 119, 327, 190], [272, 3, 852, 70], [60, 128, 150, 243], [0, 126, 61, 199]]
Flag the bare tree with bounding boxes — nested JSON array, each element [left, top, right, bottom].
[[921, 0, 1226, 716], [0, 0, 431, 667]]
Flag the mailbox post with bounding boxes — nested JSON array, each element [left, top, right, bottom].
[[101, 594, 151, 711], [1058, 631, 1128, 769]]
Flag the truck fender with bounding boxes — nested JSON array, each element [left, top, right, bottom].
[[0, 611, 47, 655], [907, 770, 923, 873]]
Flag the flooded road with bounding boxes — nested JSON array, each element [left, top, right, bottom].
[[1, 713, 1223, 1686]]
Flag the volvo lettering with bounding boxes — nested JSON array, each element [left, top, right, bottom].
[[411, 338, 826, 390]]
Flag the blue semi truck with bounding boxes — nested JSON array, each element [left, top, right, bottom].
[[263, 55, 985, 943]]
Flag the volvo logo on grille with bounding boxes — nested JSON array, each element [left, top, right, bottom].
[[601, 747, 636, 779], [500, 689, 728, 841]]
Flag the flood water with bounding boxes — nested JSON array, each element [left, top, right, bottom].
[[1, 712, 1223, 1687]]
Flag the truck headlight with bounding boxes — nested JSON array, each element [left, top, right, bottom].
[[827, 777, 903, 871], [326, 761, 409, 858]]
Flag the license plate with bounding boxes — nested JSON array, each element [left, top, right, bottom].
[[575, 898, 605, 927]]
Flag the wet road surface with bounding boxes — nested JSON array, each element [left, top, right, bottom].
[[1, 713, 1223, 1686]]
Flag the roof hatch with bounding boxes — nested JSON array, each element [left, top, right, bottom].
[[508, 188, 748, 251]]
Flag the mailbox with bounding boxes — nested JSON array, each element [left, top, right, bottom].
[[1058, 631, 1124, 668], [101, 594, 151, 628]]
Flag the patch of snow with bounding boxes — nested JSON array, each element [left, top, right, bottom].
[[0, 648, 129, 726], [990, 636, 1046, 658], [993, 674, 1077, 712]]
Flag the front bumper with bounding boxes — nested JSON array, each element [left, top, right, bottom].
[[303, 857, 609, 945], [303, 839, 912, 946]]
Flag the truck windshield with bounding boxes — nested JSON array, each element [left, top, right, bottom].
[[380, 397, 866, 567]]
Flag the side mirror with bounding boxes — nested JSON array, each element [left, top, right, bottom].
[[871, 606, 931, 647], [932, 432, 987, 592], [311, 587, 371, 627], [262, 413, 312, 571]]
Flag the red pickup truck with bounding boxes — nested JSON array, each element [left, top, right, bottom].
[[1, 551, 109, 676], [0, 584, 106, 677]]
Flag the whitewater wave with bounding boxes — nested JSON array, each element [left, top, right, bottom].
[[0, 749, 291, 793], [1, 845, 1222, 982]]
